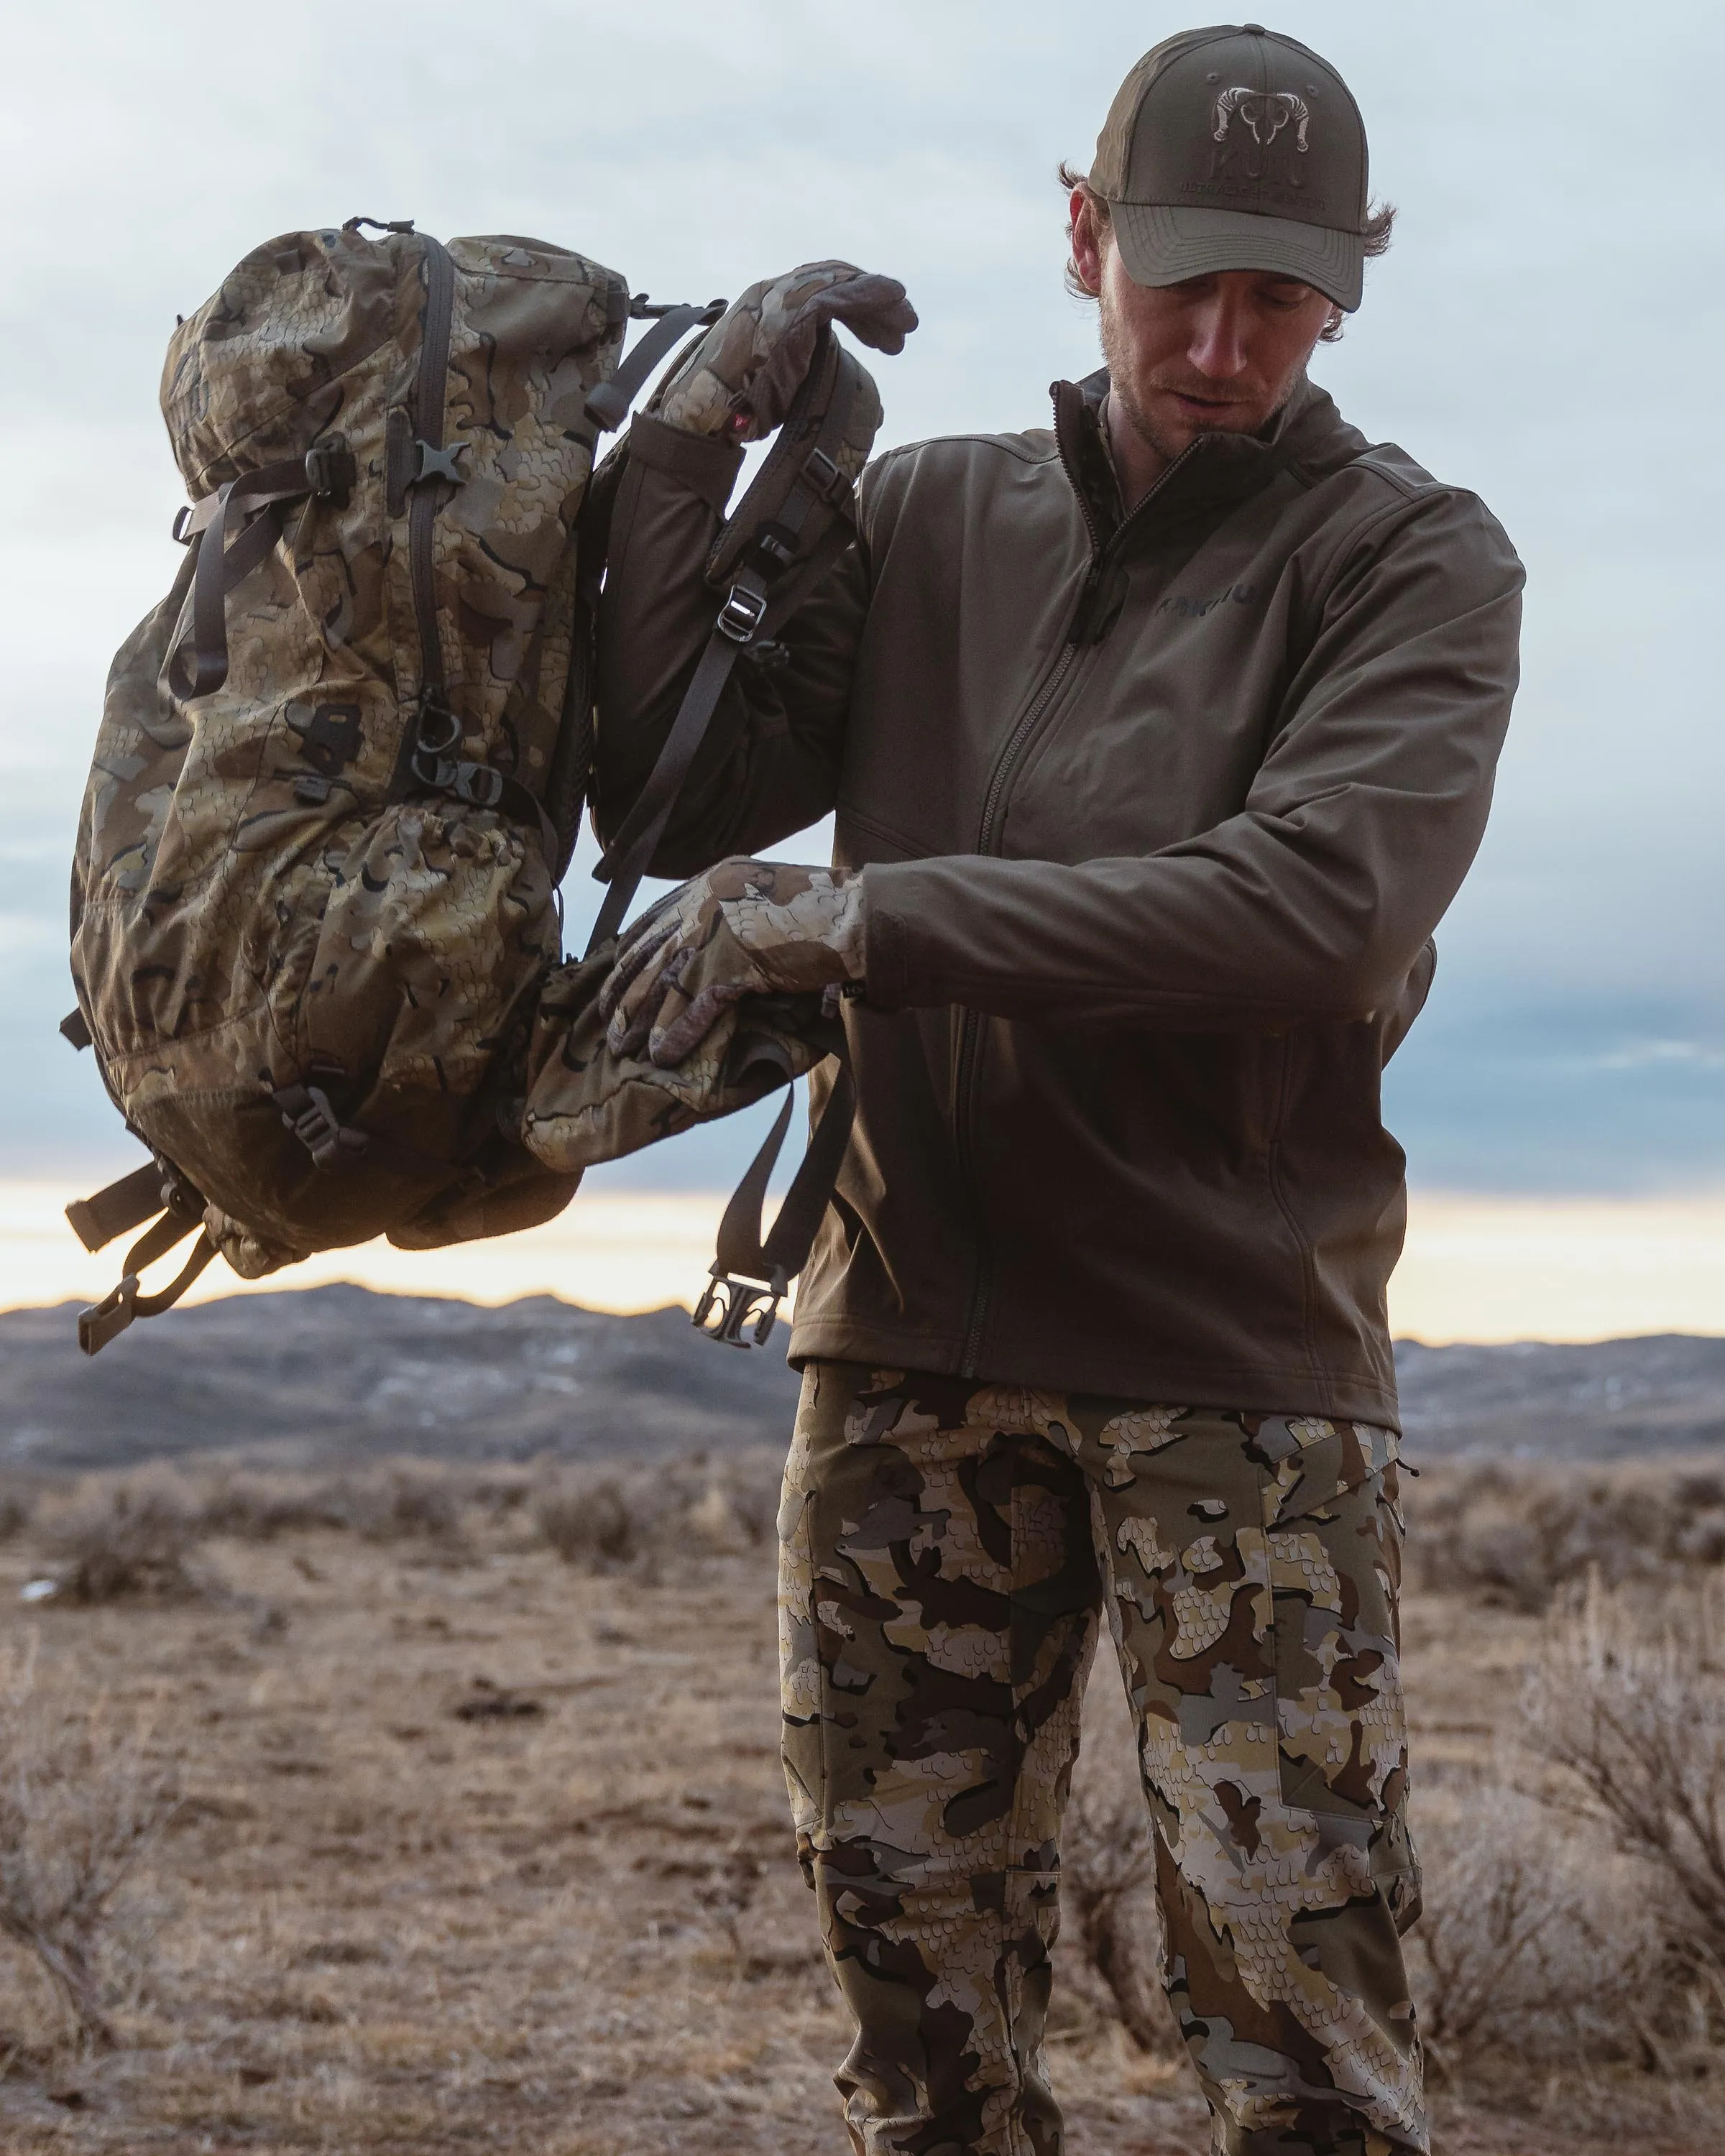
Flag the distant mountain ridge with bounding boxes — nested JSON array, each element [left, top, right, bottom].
[[1, 1287, 1721, 1470]]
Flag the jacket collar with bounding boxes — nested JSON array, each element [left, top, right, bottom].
[[1054, 368, 1346, 541]]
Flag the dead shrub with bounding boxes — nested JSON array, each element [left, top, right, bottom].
[[197, 1464, 469, 1547], [535, 1470, 648, 1570], [339, 1465, 465, 1544], [196, 1470, 354, 1541], [0, 1642, 178, 2045], [38, 1471, 205, 1603], [1407, 1774, 1659, 2076], [1524, 1574, 1725, 1972], [1408, 1460, 1725, 1611], [0, 1483, 35, 1542], [534, 1452, 781, 1574], [712, 1448, 782, 1549]]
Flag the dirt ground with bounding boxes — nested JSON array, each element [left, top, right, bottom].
[[0, 1518, 1706, 2156]]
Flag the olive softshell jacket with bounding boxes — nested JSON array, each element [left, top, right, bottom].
[[594, 372, 1523, 1427]]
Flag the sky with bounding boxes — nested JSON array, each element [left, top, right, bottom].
[[2, 0, 1722, 1333]]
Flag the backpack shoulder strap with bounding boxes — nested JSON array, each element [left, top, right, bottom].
[[584, 327, 864, 954]]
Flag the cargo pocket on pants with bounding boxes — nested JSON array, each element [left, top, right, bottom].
[[1265, 1419, 1411, 1824]]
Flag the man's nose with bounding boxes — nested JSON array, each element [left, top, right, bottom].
[[1187, 297, 1250, 379]]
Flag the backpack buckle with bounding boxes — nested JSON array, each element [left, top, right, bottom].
[[78, 1273, 142, 1357], [691, 1264, 787, 1350], [408, 750, 504, 810], [287, 701, 362, 777], [304, 436, 356, 507], [413, 439, 468, 487], [276, 1084, 369, 1170], [716, 584, 768, 645], [449, 763, 503, 808], [415, 701, 464, 757], [801, 447, 850, 507]]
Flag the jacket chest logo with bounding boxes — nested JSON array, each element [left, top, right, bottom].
[[1155, 580, 1261, 623]]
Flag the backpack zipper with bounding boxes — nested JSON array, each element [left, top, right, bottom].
[[409, 234, 456, 716], [952, 407, 1197, 1376]]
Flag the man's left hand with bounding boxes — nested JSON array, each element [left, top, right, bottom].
[[600, 859, 866, 1068]]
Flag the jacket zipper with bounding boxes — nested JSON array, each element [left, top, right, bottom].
[[952, 406, 1197, 1376], [410, 234, 456, 713]]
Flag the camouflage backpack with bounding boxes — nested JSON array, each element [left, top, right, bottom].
[[66, 221, 878, 1355]]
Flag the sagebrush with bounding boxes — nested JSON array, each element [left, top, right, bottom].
[[0, 1641, 177, 2045]]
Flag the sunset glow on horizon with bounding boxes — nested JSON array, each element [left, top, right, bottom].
[[4, 1180, 1721, 1350]]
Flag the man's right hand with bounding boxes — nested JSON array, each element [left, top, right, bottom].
[[654, 262, 917, 443]]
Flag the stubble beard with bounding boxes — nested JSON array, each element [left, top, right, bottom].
[[1098, 280, 1302, 466]]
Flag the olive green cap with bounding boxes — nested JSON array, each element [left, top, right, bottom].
[[1090, 24, 1371, 310]]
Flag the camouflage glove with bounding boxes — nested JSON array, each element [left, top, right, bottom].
[[599, 860, 865, 1068], [653, 262, 917, 443]]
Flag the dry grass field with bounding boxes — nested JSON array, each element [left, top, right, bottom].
[[0, 1457, 1716, 2156]]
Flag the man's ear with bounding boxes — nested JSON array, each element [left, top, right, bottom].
[[1069, 188, 1105, 298]]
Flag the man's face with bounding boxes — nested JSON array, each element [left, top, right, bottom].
[[1070, 190, 1335, 468]]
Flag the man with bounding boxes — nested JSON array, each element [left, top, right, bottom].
[[594, 24, 1521, 2155]]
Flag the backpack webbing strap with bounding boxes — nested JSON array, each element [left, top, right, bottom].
[[581, 299, 725, 437], [65, 1162, 166, 1253], [78, 1224, 216, 1357], [71, 1151, 216, 1353], [584, 338, 862, 955], [170, 443, 358, 700], [691, 1051, 857, 1350]]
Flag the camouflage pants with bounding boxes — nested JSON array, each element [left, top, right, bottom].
[[777, 1363, 1425, 2156]]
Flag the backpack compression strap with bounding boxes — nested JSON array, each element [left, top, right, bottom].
[[169, 439, 358, 699], [65, 1160, 216, 1355]]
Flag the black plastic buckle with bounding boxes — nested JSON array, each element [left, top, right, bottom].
[[305, 435, 357, 507], [78, 1274, 141, 1357], [409, 750, 503, 810], [413, 439, 468, 486], [627, 292, 723, 321], [450, 763, 503, 808], [716, 584, 768, 645], [410, 750, 455, 793], [416, 701, 464, 757], [691, 1264, 787, 1350], [802, 447, 850, 507], [287, 701, 362, 777], [171, 504, 196, 545], [281, 1085, 369, 1170]]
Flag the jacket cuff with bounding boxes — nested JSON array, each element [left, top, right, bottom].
[[858, 866, 916, 1010], [626, 412, 744, 513]]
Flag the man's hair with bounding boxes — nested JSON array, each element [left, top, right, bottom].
[[1058, 163, 1396, 341]]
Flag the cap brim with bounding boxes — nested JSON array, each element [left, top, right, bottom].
[[1110, 201, 1363, 312]]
